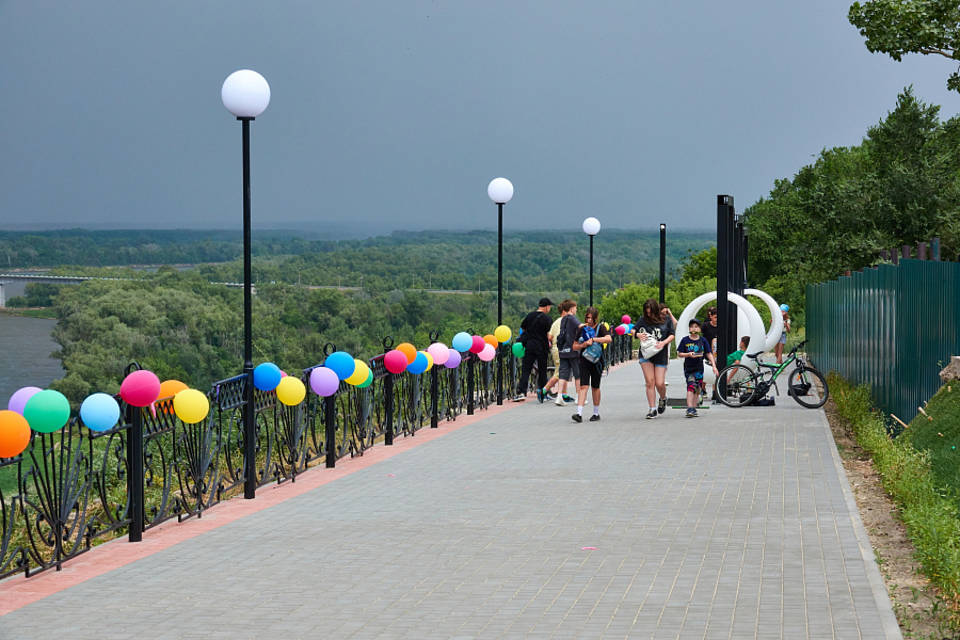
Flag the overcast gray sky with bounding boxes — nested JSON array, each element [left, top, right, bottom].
[[1, 1, 957, 234]]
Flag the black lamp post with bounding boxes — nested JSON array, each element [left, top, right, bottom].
[[582, 217, 601, 306], [222, 69, 271, 500], [659, 223, 666, 303], [487, 177, 514, 406]]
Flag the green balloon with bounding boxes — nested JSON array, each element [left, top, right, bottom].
[[23, 389, 71, 434], [357, 369, 374, 389], [511, 342, 525, 358]]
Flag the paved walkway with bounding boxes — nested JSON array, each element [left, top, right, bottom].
[[0, 361, 899, 639]]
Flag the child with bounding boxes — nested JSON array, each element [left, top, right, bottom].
[[726, 335, 751, 367], [677, 318, 719, 418]]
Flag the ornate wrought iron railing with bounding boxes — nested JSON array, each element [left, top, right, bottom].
[[0, 333, 631, 579]]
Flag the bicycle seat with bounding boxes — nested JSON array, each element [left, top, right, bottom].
[[745, 352, 764, 359]]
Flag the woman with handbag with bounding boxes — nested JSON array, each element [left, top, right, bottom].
[[633, 298, 676, 419], [571, 307, 612, 423]]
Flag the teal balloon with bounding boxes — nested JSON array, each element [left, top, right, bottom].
[[23, 389, 71, 434], [79, 393, 120, 432], [451, 332, 472, 352], [325, 351, 356, 381], [253, 363, 282, 391], [512, 342, 525, 358], [407, 352, 428, 375]]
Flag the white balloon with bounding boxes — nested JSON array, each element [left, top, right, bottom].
[[582, 217, 601, 236], [221, 70, 271, 118], [487, 177, 514, 204], [744, 288, 785, 352]]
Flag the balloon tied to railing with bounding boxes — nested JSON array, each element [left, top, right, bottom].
[[0, 323, 524, 458]]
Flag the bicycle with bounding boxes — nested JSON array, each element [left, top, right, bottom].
[[715, 340, 829, 409]]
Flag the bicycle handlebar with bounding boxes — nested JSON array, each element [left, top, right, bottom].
[[789, 340, 808, 355]]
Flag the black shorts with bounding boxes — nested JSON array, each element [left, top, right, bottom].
[[580, 359, 603, 389]]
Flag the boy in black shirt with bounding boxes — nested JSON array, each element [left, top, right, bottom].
[[515, 297, 553, 402], [676, 318, 719, 418]]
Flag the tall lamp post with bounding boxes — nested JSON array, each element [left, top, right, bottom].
[[582, 217, 601, 306], [222, 69, 271, 500], [659, 223, 666, 303], [487, 177, 514, 406]]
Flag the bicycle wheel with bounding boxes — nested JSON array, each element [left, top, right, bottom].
[[716, 364, 759, 408], [787, 366, 829, 409]]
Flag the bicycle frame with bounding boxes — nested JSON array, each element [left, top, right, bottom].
[[752, 351, 799, 389]]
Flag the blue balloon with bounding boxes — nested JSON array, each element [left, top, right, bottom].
[[253, 362, 282, 391], [79, 393, 120, 432], [325, 351, 356, 381], [406, 352, 428, 375], [451, 332, 472, 352]]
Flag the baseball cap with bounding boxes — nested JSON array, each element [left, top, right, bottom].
[[780, 304, 789, 312], [688, 317, 701, 327], [538, 297, 554, 307]]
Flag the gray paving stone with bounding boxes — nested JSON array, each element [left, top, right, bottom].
[[0, 360, 900, 638]]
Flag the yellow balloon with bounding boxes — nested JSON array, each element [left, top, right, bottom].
[[173, 389, 210, 424], [494, 325, 512, 343], [276, 376, 306, 405], [424, 351, 434, 371], [345, 359, 370, 386]]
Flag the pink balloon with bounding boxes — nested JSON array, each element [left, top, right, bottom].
[[478, 344, 496, 362], [120, 370, 161, 407], [309, 366, 340, 397], [615, 325, 626, 335], [621, 315, 631, 324], [7, 386, 42, 415], [280, 370, 288, 378], [444, 350, 462, 368], [469, 335, 486, 354], [427, 342, 450, 365], [383, 350, 408, 375]]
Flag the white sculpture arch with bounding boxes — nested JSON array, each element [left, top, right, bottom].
[[675, 291, 767, 367], [744, 288, 784, 352]]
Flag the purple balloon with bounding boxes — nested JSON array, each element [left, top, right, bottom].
[[444, 350, 462, 368], [8, 386, 42, 415], [309, 367, 340, 397]]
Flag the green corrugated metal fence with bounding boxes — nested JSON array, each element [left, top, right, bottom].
[[806, 259, 960, 423]]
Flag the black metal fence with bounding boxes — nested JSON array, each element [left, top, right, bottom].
[[0, 334, 633, 579]]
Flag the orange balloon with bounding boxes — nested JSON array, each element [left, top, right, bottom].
[[158, 379, 188, 400], [0, 410, 32, 458], [396, 343, 417, 364], [483, 334, 498, 347]]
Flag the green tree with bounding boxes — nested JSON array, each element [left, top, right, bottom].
[[849, 0, 960, 92]]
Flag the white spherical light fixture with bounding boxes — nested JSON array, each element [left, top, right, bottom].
[[487, 178, 514, 204], [221, 70, 271, 118], [582, 217, 601, 236]]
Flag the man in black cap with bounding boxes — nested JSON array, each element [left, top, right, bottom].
[[515, 297, 554, 402]]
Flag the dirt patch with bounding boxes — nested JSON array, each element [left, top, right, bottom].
[[824, 399, 956, 639]]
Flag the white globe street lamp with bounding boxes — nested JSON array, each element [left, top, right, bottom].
[[222, 69, 270, 500], [487, 177, 514, 405], [582, 217, 601, 305]]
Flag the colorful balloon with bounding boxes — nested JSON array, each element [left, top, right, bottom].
[[173, 389, 210, 424], [615, 325, 626, 335], [253, 363, 282, 391], [324, 352, 356, 381], [383, 350, 408, 374], [309, 367, 340, 397], [427, 342, 450, 365], [470, 335, 486, 354], [478, 344, 496, 362], [275, 376, 306, 406], [407, 351, 429, 375], [621, 315, 631, 324], [494, 325, 512, 343], [7, 386, 41, 415], [120, 370, 161, 407], [345, 360, 371, 386], [512, 342, 525, 358], [0, 410, 31, 458], [396, 343, 417, 364], [423, 351, 434, 371], [79, 393, 120, 432], [23, 389, 71, 434], [357, 369, 374, 389], [444, 350, 462, 368], [158, 379, 188, 400], [451, 332, 472, 352], [483, 334, 498, 348]]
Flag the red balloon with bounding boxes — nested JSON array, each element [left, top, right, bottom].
[[469, 335, 486, 354], [383, 350, 408, 375], [120, 370, 161, 407], [615, 325, 626, 335]]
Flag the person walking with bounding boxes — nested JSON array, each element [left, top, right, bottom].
[[677, 318, 719, 418], [571, 306, 611, 422], [775, 304, 791, 364], [633, 298, 675, 419], [544, 300, 580, 406], [514, 297, 553, 402]]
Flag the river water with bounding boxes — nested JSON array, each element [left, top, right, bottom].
[[0, 315, 63, 406]]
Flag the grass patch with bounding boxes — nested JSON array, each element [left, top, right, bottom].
[[830, 373, 960, 616], [907, 383, 960, 496], [0, 307, 57, 319]]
